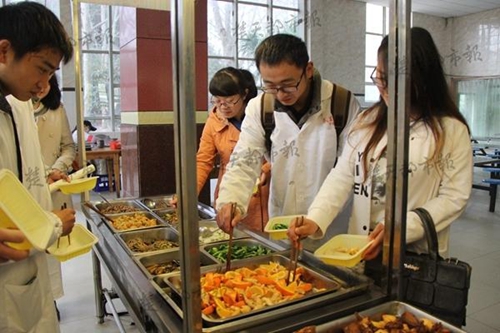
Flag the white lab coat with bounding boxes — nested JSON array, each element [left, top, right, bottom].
[[217, 77, 360, 218], [34, 103, 76, 299], [308, 113, 473, 257], [0, 95, 61, 333]]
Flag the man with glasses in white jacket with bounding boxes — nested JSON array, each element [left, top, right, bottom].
[[216, 34, 360, 232]]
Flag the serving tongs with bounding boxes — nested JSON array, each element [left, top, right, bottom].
[[287, 215, 304, 285], [57, 203, 71, 248], [225, 202, 237, 272], [83, 201, 115, 223]]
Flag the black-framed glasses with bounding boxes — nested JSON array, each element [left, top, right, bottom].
[[261, 69, 306, 94], [210, 96, 241, 107], [370, 67, 387, 88]]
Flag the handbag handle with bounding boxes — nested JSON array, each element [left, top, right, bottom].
[[411, 207, 439, 261]]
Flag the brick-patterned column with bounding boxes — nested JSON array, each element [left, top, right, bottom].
[[119, 2, 210, 203]]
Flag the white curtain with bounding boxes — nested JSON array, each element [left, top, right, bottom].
[[457, 78, 500, 139]]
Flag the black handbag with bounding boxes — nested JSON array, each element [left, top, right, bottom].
[[402, 207, 472, 327]]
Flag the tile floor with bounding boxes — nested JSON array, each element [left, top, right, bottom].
[[58, 179, 500, 332]]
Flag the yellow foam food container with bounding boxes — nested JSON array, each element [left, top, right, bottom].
[[314, 234, 374, 267], [0, 169, 55, 251], [58, 176, 99, 194], [47, 224, 98, 262], [264, 215, 302, 240]]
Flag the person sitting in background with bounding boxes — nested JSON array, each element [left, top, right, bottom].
[[72, 119, 96, 143], [0, 2, 76, 331], [288, 27, 472, 271], [174, 67, 270, 231], [32, 74, 76, 319]]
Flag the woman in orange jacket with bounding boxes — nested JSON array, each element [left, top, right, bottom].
[[197, 67, 270, 231]]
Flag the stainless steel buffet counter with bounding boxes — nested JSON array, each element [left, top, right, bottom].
[[82, 197, 390, 333]]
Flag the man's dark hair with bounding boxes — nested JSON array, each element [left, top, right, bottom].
[[0, 2, 73, 64], [41, 75, 62, 110], [255, 34, 309, 70]]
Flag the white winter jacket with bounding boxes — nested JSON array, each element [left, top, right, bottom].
[[217, 76, 360, 218], [308, 113, 473, 257], [0, 95, 62, 332], [34, 104, 76, 173]]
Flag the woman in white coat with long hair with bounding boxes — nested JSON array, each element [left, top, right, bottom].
[[288, 27, 472, 273], [32, 75, 76, 316]]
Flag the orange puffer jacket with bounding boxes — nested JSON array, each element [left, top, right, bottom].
[[197, 107, 269, 231]]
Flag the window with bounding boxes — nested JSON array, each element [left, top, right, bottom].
[[80, 3, 121, 132], [457, 78, 500, 139], [364, 3, 389, 104], [207, 0, 304, 90]]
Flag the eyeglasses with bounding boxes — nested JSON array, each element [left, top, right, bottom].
[[261, 70, 306, 94], [370, 67, 387, 88], [211, 96, 241, 107]]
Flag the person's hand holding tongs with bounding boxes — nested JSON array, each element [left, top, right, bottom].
[[286, 215, 304, 285], [225, 202, 237, 272]]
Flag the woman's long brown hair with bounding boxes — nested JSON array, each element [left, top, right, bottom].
[[353, 27, 469, 181]]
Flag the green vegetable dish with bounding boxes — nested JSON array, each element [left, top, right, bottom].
[[272, 223, 288, 230], [207, 244, 272, 262]]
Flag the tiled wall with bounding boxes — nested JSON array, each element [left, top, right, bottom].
[[310, 1, 500, 102], [407, 10, 500, 77], [309, 0, 366, 95], [448, 8, 500, 77]]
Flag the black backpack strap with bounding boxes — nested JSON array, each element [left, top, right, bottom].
[[330, 83, 351, 142], [261, 93, 275, 153]]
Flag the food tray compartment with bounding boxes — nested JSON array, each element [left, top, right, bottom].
[[165, 254, 342, 324], [139, 195, 175, 211], [136, 250, 218, 279], [202, 238, 276, 263], [151, 274, 184, 318], [117, 227, 179, 256], [95, 200, 145, 215], [155, 209, 179, 229], [153, 216, 247, 244], [154, 204, 216, 228], [313, 301, 466, 333], [105, 212, 167, 233], [198, 220, 247, 245]]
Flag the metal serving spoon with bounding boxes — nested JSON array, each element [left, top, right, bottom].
[[143, 198, 156, 210]]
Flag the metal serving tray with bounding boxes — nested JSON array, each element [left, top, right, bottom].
[[116, 227, 179, 256], [198, 220, 247, 245], [139, 196, 175, 211], [151, 274, 184, 318], [95, 199, 145, 215], [201, 238, 278, 263], [136, 250, 218, 279], [155, 209, 179, 229], [197, 202, 216, 219], [105, 211, 167, 233], [164, 254, 342, 325], [153, 204, 216, 222], [313, 301, 466, 333]]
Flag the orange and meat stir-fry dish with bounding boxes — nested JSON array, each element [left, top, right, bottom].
[[200, 261, 324, 319]]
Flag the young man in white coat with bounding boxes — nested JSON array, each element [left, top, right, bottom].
[[0, 2, 75, 332], [216, 34, 360, 232]]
